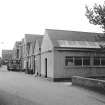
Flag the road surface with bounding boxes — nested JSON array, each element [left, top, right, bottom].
[[0, 65, 105, 105]]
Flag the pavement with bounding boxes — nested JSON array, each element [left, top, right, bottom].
[[0, 65, 105, 105]]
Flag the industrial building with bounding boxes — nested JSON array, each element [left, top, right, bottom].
[[41, 29, 105, 81]]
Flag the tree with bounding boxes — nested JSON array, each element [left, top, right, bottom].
[[85, 2, 105, 31]]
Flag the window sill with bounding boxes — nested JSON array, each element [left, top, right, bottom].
[[64, 66, 105, 69]]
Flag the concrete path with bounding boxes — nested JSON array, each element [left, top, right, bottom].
[[0, 66, 105, 105]]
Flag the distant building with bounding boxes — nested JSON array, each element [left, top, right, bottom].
[[12, 41, 23, 71], [22, 34, 43, 74], [13, 41, 22, 60], [41, 29, 105, 81], [2, 50, 13, 63], [34, 38, 43, 76]]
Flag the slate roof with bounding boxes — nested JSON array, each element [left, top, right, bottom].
[[25, 34, 43, 43], [37, 37, 43, 47], [45, 29, 104, 48]]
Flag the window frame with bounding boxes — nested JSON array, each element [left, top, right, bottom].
[[83, 56, 90, 66], [65, 55, 105, 67], [93, 56, 100, 66], [100, 57, 105, 65], [65, 56, 91, 67], [65, 56, 74, 66], [74, 56, 82, 66]]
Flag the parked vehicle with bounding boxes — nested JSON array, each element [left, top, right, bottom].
[[7, 59, 21, 71]]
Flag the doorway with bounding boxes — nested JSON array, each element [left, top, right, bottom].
[[33, 56, 35, 74], [45, 58, 47, 78]]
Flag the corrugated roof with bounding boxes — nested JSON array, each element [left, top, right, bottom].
[[58, 40, 104, 48], [45, 29, 104, 48]]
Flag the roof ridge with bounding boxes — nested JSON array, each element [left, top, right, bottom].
[[45, 28, 102, 34]]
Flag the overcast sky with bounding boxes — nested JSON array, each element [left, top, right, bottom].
[[0, 0, 104, 57]]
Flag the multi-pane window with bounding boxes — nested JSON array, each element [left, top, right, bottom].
[[74, 57, 82, 66], [101, 57, 105, 65], [17, 49, 19, 58], [65, 56, 105, 67], [83, 56, 90, 65], [16, 60, 20, 64], [65, 56, 90, 66], [94, 57, 100, 65], [65, 56, 73, 66], [93, 56, 105, 66]]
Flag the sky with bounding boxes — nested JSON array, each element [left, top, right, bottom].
[[0, 0, 104, 57]]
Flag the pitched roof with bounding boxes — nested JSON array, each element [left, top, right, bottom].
[[13, 41, 22, 49], [45, 29, 103, 48], [25, 34, 43, 43], [37, 37, 43, 47]]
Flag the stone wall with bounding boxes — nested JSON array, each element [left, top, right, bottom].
[[72, 76, 105, 92]]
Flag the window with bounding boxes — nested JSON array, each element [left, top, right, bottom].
[[101, 57, 105, 65], [94, 57, 100, 65], [16, 60, 19, 64], [65, 56, 90, 66], [83, 56, 90, 65], [65, 56, 73, 66], [74, 57, 82, 66], [93, 56, 105, 66], [65, 55, 105, 66], [17, 49, 19, 58]]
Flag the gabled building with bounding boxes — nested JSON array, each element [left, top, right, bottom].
[[41, 29, 105, 81], [11, 41, 23, 71], [34, 37, 43, 76], [13, 41, 22, 60], [2, 50, 13, 64], [22, 34, 43, 74]]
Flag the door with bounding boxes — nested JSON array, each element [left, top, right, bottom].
[[45, 58, 47, 78]]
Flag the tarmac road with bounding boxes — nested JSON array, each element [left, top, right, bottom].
[[0, 65, 105, 105], [0, 89, 39, 105]]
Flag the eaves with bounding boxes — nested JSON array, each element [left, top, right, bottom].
[[54, 47, 105, 52]]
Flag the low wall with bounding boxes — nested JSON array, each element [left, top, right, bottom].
[[72, 76, 105, 92]]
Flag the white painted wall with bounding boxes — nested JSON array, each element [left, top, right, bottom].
[[41, 35, 54, 78], [34, 40, 40, 55], [35, 55, 41, 75], [41, 35, 53, 53], [54, 50, 105, 78], [41, 52, 54, 78]]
